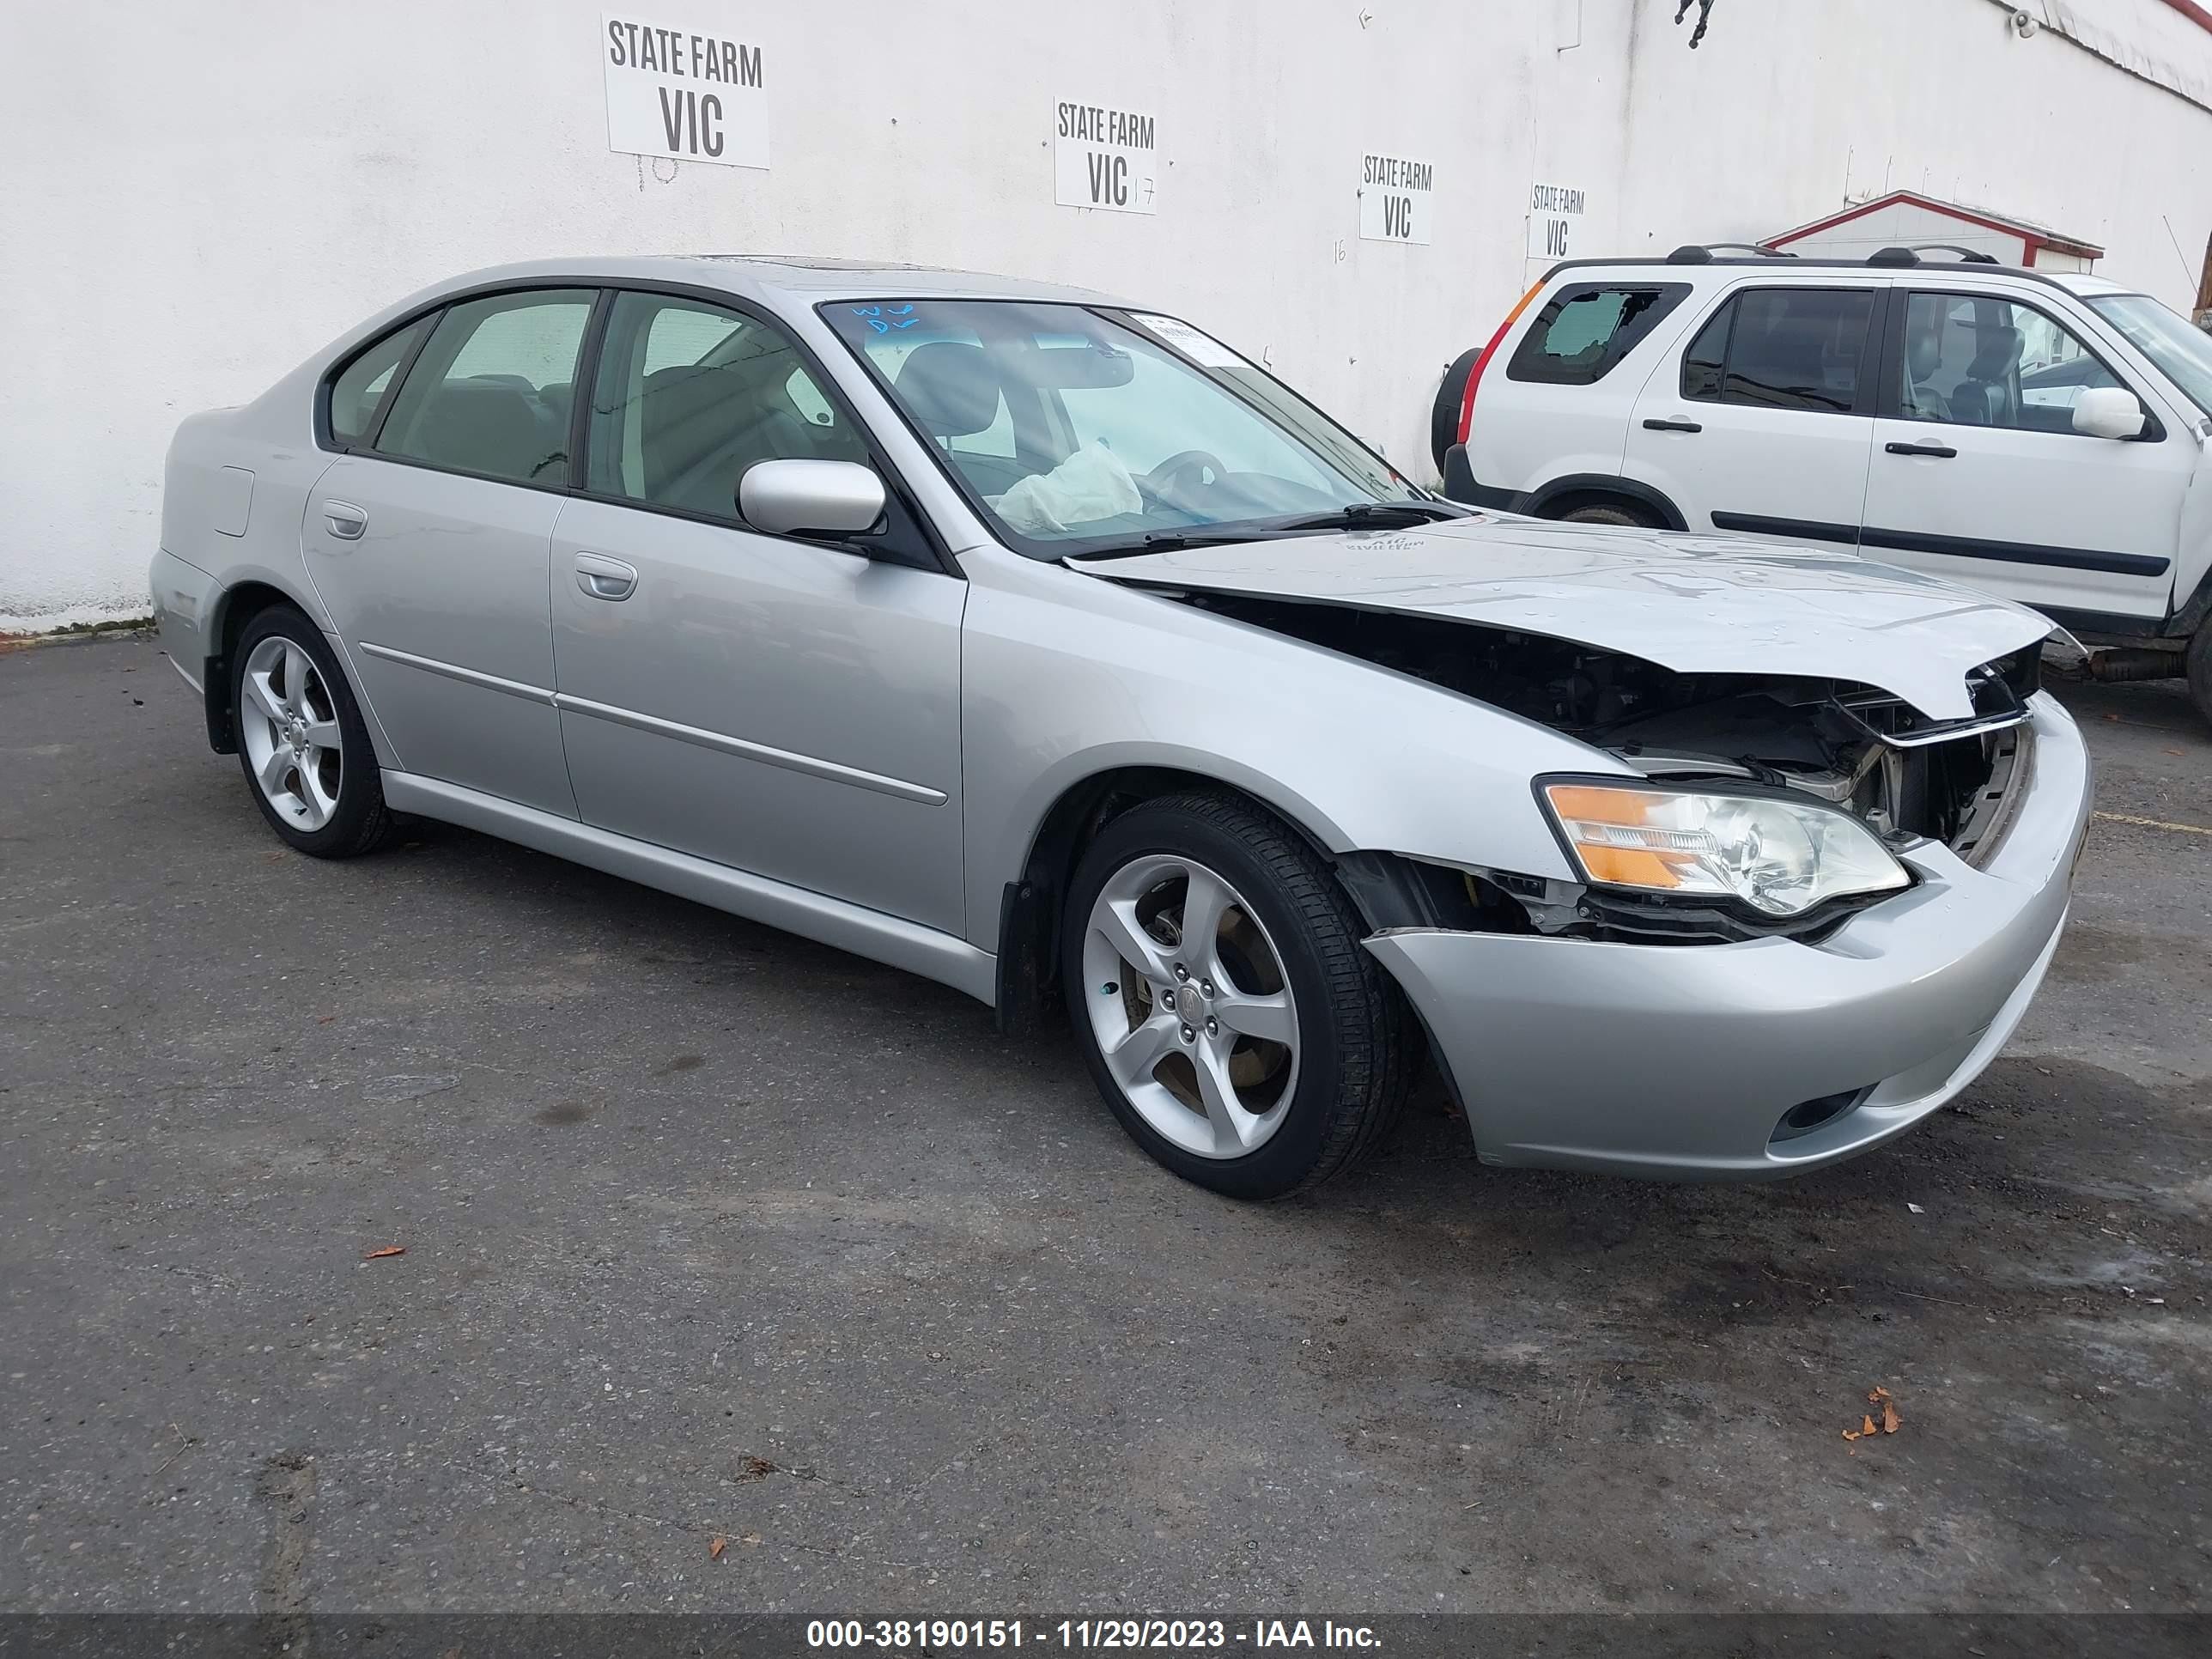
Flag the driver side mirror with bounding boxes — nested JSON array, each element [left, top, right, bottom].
[[738, 459, 887, 539], [2073, 386, 2147, 441]]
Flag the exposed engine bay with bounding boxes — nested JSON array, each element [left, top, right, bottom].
[[1176, 592, 2042, 944]]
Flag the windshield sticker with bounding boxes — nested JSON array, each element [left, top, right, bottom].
[[1128, 313, 1248, 369]]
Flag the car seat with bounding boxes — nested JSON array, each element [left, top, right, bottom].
[[1949, 325, 2023, 427], [400, 380, 562, 481], [1903, 326, 1951, 422]]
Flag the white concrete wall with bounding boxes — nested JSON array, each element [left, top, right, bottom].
[[3, 0, 2208, 627]]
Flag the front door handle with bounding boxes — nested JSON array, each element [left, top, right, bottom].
[[1642, 417, 1703, 434], [323, 501, 368, 540], [1886, 441, 1959, 459], [574, 551, 638, 601]]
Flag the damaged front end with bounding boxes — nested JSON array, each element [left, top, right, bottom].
[[1180, 594, 2043, 946]]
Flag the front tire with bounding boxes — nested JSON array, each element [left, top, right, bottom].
[[231, 605, 393, 858], [1558, 502, 1656, 528], [2188, 620, 2212, 731], [1061, 793, 1413, 1200]]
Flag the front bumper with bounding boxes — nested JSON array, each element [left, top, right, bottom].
[[1364, 694, 2093, 1178]]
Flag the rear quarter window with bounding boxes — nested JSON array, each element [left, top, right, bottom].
[[1505, 283, 1691, 386], [325, 317, 430, 447]]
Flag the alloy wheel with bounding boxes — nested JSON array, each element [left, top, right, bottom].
[[1080, 854, 1300, 1158], [239, 635, 343, 832]]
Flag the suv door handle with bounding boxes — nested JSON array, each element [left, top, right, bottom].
[[1886, 441, 1959, 459], [574, 551, 638, 601], [1642, 417, 1703, 434], [322, 501, 368, 540]]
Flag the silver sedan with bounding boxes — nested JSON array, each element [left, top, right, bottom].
[[149, 258, 2090, 1198]]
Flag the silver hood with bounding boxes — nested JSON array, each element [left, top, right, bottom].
[[1077, 516, 2057, 722]]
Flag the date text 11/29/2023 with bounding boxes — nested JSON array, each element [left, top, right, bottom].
[[806, 1620, 1382, 1650]]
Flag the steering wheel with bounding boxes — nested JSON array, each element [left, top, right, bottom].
[[1142, 449, 1228, 507]]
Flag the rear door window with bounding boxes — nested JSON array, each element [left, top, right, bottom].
[[1506, 284, 1690, 385], [1682, 288, 1879, 415], [375, 289, 596, 486]]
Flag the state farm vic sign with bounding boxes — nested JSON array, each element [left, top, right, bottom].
[[1054, 100, 1160, 215], [601, 11, 769, 170]]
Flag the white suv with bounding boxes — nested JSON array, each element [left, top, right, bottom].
[[1433, 246, 2212, 722]]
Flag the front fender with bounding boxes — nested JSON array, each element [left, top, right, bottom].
[[2173, 435, 2212, 635], [957, 546, 1626, 948]]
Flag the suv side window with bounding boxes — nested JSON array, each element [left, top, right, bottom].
[[1682, 288, 1878, 415], [1506, 283, 1690, 386], [1899, 291, 2124, 433], [585, 291, 869, 520], [375, 289, 595, 485], [327, 317, 430, 447]]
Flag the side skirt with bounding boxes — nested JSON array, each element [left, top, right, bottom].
[[381, 771, 998, 1006]]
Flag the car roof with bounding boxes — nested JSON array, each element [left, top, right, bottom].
[[418, 255, 1130, 310]]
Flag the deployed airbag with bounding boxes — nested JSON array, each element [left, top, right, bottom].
[[994, 443, 1141, 536]]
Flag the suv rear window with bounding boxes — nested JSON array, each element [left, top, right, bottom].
[[1681, 287, 1877, 415], [1506, 283, 1689, 386]]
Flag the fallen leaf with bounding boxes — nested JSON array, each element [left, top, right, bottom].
[[708, 1536, 726, 1560], [1868, 1386, 1892, 1402], [1906, 1203, 1924, 1215], [1860, 1414, 1880, 1437], [740, 1533, 763, 1547], [1842, 1428, 1863, 1442], [1881, 1399, 1902, 1434], [362, 1245, 406, 1260], [318, 1014, 336, 1024]]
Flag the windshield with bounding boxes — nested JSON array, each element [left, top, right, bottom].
[[2087, 293, 2212, 422], [820, 299, 1434, 556]]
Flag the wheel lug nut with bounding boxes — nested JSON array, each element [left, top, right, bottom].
[[1200, 980, 1215, 998], [1159, 989, 1175, 1009], [1174, 963, 1189, 981], [1206, 1017, 1218, 1036], [1180, 1024, 1195, 1042]]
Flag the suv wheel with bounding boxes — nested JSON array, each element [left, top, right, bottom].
[[1061, 793, 1413, 1200], [2189, 620, 2212, 730], [232, 605, 395, 858], [1559, 502, 1657, 528], [1429, 347, 1484, 474]]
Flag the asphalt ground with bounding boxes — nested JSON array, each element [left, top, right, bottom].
[[3, 635, 2209, 1620]]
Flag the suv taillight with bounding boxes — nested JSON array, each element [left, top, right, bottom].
[[1456, 277, 1550, 446]]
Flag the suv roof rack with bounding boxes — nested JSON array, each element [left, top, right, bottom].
[[1666, 243, 1798, 264], [1870, 244, 2003, 268], [1546, 250, 2066, 289]]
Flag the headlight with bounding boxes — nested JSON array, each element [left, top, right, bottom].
[[1540, 781, 1909, 918]]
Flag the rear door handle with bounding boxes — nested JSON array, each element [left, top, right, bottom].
[[574, 551, 638, 601], [1886, 441, 1958, 459], [322, 501, 368, 540], [1642, 417, 1703, 434]]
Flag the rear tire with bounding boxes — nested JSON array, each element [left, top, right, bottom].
[[231, 605, 394, 859], [2188, 620, 2212, 731], [1061, 793, 1413, 1200], [1558, 502, 1656, 528], [1429, 348, 1484, 476]]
